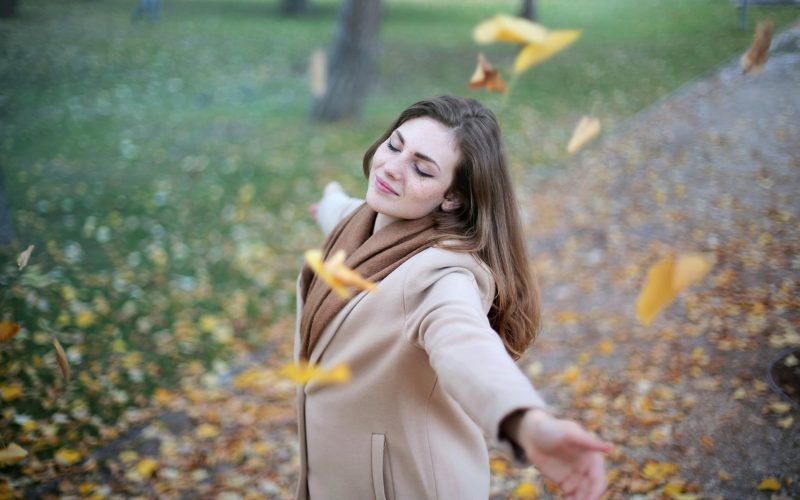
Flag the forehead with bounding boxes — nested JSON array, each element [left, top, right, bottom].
[[396, 117, 460, 164]]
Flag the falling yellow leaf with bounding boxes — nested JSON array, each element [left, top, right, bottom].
[[55, 448, 82, 466], [136, 458, 159, 479], [741, 19, 773, 75], [514, 30, 581, 74], [566, 115, 601, 155], [305, 249, 377, 299], [0, 321, 21, 342], [473, 15, 548, 45], [17, 244, 34, 270], [636, 252, 715, 325], [468, 53, 507, 94], [512, 482, 540, 499], [756, 477, 781, 491], [195, 423, 219, 439], [278, 361, 351, 386], [309, 48, 327, 98], [53, 338, 70, 381], [0, 443, 28, 466]]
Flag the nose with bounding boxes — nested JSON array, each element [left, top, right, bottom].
[[383, 156, 403, 180]]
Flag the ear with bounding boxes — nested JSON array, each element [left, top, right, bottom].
[[441, 193, 462, 212]]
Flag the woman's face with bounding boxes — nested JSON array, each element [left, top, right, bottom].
[[366, 117, 461, 220]]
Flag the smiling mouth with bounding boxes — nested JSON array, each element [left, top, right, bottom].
[[376, 178, 399, 195]]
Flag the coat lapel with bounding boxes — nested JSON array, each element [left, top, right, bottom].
[[308, 288, 370, 364]]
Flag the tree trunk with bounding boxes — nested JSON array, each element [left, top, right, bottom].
[[0, 0, 19, 18], [311, 0, 381, 122], [520, 0, 537, 21], [280, 0, 308, 15]]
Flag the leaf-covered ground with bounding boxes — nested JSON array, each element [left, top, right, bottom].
[[2, 0, 799, 498], [9, 21, 799, 500]]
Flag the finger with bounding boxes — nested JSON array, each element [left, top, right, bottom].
[[586, 454, 608, 500], [566, 428, 614, 453]]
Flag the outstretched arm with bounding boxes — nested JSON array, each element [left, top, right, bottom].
[[501, 409, 613, 500]]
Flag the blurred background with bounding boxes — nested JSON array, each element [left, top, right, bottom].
[[1, 0, 798, 497]]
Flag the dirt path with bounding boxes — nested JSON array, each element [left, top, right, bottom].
[[497, 24, 800, 498]]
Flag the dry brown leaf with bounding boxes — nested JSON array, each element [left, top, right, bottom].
[[17, 245, 34, 270], [741, 19, 773, 75], [566, 116, 601, 155], [0, 321, 21, 342], [53, 338, 70, 381], [468, 53, 507, 93]]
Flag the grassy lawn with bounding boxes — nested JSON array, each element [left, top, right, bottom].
[[0, 0, 797, 464]]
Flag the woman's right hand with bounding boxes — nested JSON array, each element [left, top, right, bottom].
[[309, 181, 344, 221]]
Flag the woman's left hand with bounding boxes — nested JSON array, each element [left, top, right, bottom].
[[510, 409, 613, 500]]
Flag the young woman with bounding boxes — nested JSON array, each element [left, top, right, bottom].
[[296, 95, 612, 500]]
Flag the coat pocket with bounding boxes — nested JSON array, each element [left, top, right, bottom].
[[371, 433, 395, 500]]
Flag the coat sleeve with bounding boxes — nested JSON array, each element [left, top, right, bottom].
[[316, 190, 364, 236], [402, 256, 548, 462]]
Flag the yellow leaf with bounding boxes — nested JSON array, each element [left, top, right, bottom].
[[305, 249, 376, 299], [17, 244, 34, 270], [136, 458, 158, 479], [473, 15, 548, 45], [195, 423, 219, 439], [0, 443, 28, 466], [53, 338, 70, 381], [741, 19, 773, 75], [0, 321, 21, 342], [598, 339, 615, 355], [278, 361, 351, 386], [757, 477, 781, 491], [566, 116, 601, 155], [718, 469, 731, 481], [468, 53, 507, 94], [0, 384, 23, 401], [78, 483, 96, 495], [55, 448, 82, 466], [560, 365, 580, 385], [767, 401, 792, 414], [642, 462, 679, 482], [75, 310, 95, 329], [489, 457, 507, 475], [513, 30, 581, 74], [777, 416, 794, 429], [636, 253, 714, 325], [512, 481, 540, 499]]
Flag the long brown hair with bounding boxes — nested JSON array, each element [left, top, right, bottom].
[[362, 95, 540, 359]]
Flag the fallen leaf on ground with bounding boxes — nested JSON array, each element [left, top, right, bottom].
[[55, 448, 82, 466], [756, 476, 781, 491], [0, 321, 21, 342], [566, 116, 601, 155], [0, 443, 28, 466]]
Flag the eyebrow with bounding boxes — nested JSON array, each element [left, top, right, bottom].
[[395, 130, 441, 172]]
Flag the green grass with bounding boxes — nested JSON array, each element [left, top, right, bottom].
[[0, 0, 797, 458]]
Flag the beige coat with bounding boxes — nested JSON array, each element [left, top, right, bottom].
[[294, 192, 546, 500]]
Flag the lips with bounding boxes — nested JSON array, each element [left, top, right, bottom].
[[376, 177, 399, 195]]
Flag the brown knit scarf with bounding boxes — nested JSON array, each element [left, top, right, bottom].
[[299, 202, 439, 360]]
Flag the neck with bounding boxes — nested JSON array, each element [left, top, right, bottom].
[[373, 212, 400, 234]]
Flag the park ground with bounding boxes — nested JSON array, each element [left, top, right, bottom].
[[1, 1, 799, 498]]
